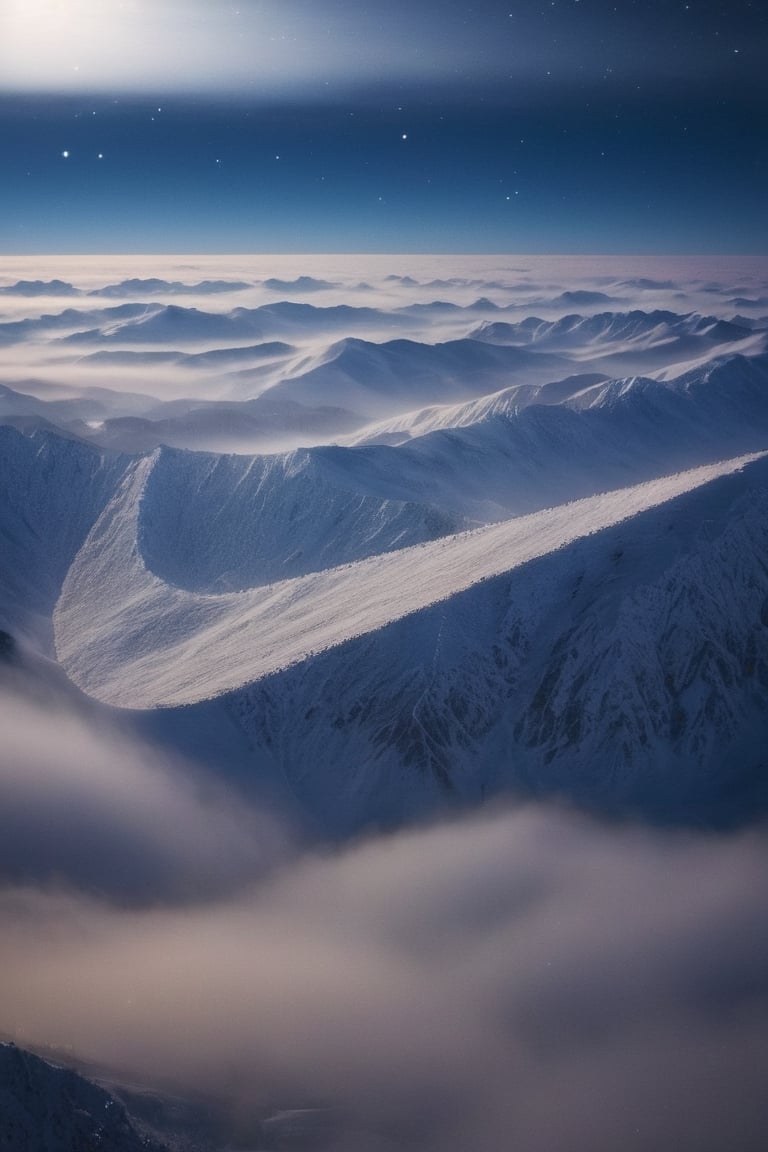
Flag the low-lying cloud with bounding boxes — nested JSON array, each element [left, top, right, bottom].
[[2, 768, 767, 1150], [0, 691, 286, 903]]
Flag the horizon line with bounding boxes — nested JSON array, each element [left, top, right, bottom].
[[1, 251, 767, 259]]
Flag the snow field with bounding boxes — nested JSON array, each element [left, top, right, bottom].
[[53, 450, 767, 709]]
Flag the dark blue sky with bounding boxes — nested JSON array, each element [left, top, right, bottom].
[[1, 0, 766, 253]]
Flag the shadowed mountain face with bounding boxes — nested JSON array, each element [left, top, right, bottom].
[[0, 1043, 168, 1152], [214, 458, 768, 833]]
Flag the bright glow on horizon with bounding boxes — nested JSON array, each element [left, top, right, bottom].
[[4, 0, 131, 89], [0, 0, 458, 95]]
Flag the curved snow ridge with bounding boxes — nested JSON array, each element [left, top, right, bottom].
[[53, 451, 767, 710]]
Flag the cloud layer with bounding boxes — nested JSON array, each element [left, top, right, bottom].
[[0, 690, 286, 903], [2, 761, 767, 1149]]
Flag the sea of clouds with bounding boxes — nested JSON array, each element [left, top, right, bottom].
[[1, 680, 767, 1151]]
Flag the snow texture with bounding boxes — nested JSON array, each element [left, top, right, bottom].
[[53, 452, 765, 709]]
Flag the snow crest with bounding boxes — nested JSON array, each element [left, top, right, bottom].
[[53, 451, 767, 709]]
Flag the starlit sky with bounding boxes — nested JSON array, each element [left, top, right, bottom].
[[0, 0, 766, 253]]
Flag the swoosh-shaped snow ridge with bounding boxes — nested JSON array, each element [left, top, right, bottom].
[[53, 450, 767, 710]]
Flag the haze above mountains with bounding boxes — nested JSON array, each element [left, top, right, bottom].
[[2, 254, 768, 1150]]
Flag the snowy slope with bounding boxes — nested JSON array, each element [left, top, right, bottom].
[[307, 351, 768, 522], [57, 348, 768, 528], [347, 352, 768, 449], [138, 446, 462, 592], [344, 373, 607, 445], [258, 336, 573, 417], [471, 309, 762, 358], [222, 454, 768, 830], [53, 452, 765, 710], [0, 427, 127, 645]]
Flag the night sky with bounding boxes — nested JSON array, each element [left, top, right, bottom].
[[1, 0, 766, 253]]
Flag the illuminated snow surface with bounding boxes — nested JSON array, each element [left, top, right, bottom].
[[53, 451, 767, 709]]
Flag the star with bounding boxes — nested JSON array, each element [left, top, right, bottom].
[[61, 150, 70, 159]]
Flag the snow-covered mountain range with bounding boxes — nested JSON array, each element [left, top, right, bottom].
[[2, 255, 768, 833]]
